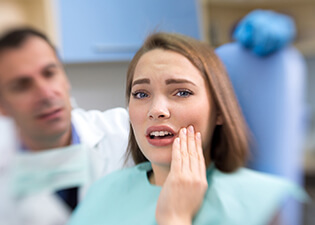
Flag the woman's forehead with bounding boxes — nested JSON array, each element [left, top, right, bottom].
[[133, 49, 204, 82]]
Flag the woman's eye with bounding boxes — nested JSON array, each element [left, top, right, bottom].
[[175, 90, 192, 97], [132, 92, 149, 99]]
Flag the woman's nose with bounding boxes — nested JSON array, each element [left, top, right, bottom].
[[147, 100, 170, 120]]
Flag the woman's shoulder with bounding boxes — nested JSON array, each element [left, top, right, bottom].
[[88, 162, 151, 193], [213, 167, 289, 185], [207, 167, 307, 213], [220, 168, 297, 188], [211, 167, 306, 198], [198, 167, 308, 224]]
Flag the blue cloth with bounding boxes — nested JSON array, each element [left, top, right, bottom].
[[68, 162, 307, 225], [71, 123, 81, 145], [19, 123, 82, 210], [56, 123, 81, 210], [233, 10, 296, 56]]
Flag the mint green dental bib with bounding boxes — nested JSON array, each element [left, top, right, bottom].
[[11, 144, 90, 198], [68, 162, 306, 225]]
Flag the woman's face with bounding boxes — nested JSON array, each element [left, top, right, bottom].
[[129, 49, 218, 167]]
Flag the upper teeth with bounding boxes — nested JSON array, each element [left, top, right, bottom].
[[150, 131, 172, 137]]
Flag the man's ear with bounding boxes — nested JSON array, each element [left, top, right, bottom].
[[66, 77, 71, 90], [0, 108, 8, 116], [0, 99, 9, 116], [216, 113, 223, 125]]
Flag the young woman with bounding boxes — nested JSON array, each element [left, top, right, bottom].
[[68, 33, 306, 225]]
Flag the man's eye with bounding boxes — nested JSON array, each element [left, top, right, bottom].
[[175, 90, 192, 97], [12, 84, 29, 92], [10, 80, 31, 92], [131, 92, 149, 99], [43, 70, 55, 78]]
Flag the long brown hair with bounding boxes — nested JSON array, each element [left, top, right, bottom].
[[126, 32, 249, 173]]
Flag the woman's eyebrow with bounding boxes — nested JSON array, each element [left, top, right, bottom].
[[165, 78, 196, 86], [132, 78, 150, 87]]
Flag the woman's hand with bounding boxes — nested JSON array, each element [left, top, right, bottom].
[[156, 125, 208, 225]]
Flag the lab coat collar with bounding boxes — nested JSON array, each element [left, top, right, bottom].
[[0, 117, 18, 171], [71, 110, 105, 149]]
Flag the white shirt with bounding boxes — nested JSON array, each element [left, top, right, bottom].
[[0, 107, 131, 225]]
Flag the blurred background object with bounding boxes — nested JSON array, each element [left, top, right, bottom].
[[0, 0, 314, 224], [216, 41, 307, 225], [0, 0, 57, 44], [56, 0, 200, 63], [233, 9, 296, 56], [199, 0, 315, 56], [216, 8, 308, 225]]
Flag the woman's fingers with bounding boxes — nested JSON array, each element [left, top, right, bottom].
[[158, 126, 208, 225], [170, 137, 181, 173], [179, 128, 189, 173], [195, 132, 207, 177], [179, 126, 206, 177], [187, 125, 199, 174], [176, 126, 207, 177]]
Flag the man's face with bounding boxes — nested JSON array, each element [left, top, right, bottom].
[[0, 36, 72, 142]]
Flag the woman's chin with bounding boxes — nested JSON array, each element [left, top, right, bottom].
[[150, 158, 172, 168]]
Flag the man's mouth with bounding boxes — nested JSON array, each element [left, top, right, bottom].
[[36, 108, 63, 120]]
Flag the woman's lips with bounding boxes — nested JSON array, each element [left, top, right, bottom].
[[147, 136, 176, 147], [146, 125, 177, 147]]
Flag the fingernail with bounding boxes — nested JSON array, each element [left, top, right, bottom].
[[188, 125, 194, 133], [175, 137, 180, 144], [196, 132, 201, 139], [182, 128, 187, 135]]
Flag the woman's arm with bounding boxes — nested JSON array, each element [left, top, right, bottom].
[[156, 126, 208, 225]]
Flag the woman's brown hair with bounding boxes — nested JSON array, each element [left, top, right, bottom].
[[126, 32, 249, 173]]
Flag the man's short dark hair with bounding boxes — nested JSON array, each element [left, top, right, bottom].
[[0, 27, 56, 54]]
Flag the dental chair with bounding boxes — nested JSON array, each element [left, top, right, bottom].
[[216, 42, 308, 225]]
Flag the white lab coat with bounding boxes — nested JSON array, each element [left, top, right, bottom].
[[0, 107, 131, 225]]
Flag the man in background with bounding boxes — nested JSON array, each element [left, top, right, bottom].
[[0, 28, 130, 225]]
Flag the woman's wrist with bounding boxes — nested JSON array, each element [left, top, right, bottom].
[[157, 214, 192, 225]]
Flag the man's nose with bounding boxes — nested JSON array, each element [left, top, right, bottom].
[[34, 79, 55, 99], [147, 98, 170, 120]]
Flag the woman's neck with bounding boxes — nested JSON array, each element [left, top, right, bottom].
[[150, 163, 171, 186], [148, 146, 212, 186]]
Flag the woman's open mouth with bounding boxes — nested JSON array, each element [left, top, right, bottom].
[[146, 126, 176, 146], [149, 131, 174, 139]]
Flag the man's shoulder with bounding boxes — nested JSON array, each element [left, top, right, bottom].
[[72, 107, 128, 121], [71, 107, 129, 130]]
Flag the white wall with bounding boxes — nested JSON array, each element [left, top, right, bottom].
[[64, 61, 129, 111]]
